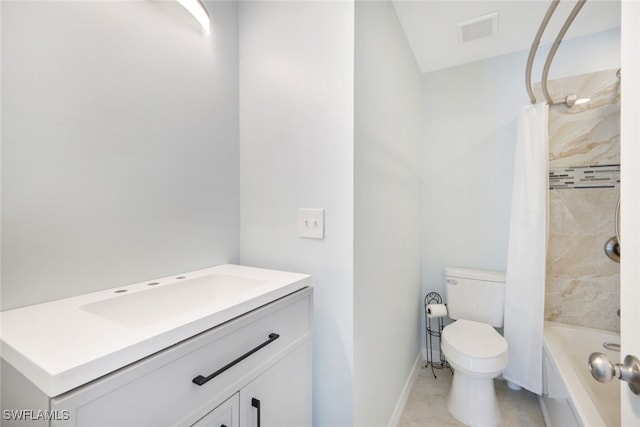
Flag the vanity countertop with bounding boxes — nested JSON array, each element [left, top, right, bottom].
[[0, 264, 310, 397]]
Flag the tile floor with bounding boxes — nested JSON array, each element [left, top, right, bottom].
[[398, 365, 546, 427]]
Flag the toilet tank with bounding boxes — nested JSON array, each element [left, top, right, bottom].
[[445, 266, 506, 327]]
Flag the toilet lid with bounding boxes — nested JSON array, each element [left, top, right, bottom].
[[443, 319, 507, 358]]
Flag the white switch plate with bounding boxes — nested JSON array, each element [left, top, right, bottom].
[[298, 208, 324, 239]]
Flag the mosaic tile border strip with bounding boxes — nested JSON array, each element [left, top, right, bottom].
[[549, 164, 620, 190]]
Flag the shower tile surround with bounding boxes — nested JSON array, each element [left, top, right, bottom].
[[536, 69, 620, 332]]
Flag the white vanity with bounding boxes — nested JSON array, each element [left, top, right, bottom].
[[0, 264, 312, 427]]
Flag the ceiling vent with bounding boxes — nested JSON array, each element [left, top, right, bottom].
[[457, 11, 499, 44]]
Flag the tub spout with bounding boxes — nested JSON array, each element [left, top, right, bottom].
[[603, 342, 621, 352]]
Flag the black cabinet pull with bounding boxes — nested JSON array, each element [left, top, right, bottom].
[[192, 333, 280, 386], [251, 398, 261, 427]]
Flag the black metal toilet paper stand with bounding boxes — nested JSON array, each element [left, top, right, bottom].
[[424, 292, 451, 378]]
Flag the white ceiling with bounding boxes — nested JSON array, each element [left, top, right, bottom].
[[391, 0, 621, 73]]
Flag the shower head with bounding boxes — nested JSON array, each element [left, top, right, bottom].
[[564, 93, 590, 108]]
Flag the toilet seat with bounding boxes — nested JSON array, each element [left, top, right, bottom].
[[442, 319, 508, 375]]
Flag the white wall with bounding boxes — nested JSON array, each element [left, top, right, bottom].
[[238, 2, 355, 426], [353, 2, 423, 426], [421, 28, 621, 311], [1, 1, 240, 310]]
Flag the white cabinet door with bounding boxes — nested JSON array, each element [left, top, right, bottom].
[[192, 394, 239, 427], [239, 342, 312, 427]]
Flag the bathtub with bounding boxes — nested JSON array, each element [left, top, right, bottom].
[[541, 321, 620, 427]]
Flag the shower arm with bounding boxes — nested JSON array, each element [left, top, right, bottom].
[[541, 0, 587, 105]]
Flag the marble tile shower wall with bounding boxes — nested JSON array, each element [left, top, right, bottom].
[[541, 69, 621, 332]]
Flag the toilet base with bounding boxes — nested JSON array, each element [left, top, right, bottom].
[[447, 370, 501, 427]]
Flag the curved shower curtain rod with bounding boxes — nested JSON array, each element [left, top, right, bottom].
[[525, 0, 588, 107]]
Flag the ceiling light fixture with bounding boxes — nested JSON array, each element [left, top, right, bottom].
[[176, 0, 210, 33]]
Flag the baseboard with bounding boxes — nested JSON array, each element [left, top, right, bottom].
[[387, 352, 423, 427]]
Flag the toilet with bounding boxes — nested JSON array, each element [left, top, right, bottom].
[[441, 266, 508, 427]]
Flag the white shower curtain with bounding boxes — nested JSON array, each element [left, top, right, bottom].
[[503, 102, 549, 395]]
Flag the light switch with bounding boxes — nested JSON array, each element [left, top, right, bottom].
[[298, 209, 324, 239]]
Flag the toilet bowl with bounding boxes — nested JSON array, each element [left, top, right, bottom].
[[442, 267, 508, 427], [442, 319, 508, 427]]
